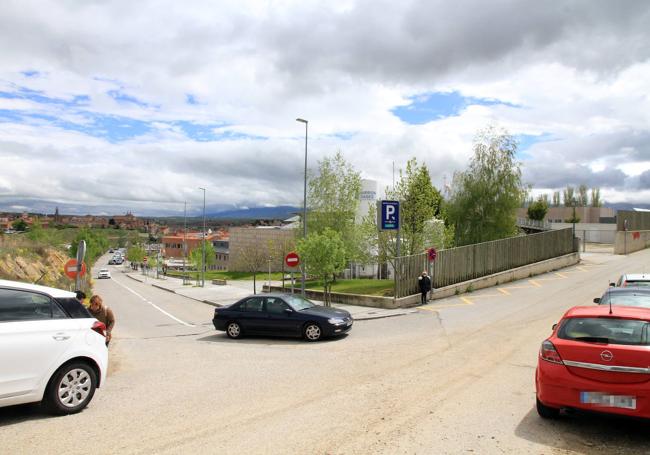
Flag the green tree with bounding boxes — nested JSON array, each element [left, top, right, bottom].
[[563, 186, 576, 207], [12, 219, 27, 231], [189, 240, 216, 272], [127, 245, 146, 263], [375, 158, 445, 266], [297, 229, 347, 306], [446, 126, 526, 246], [590, 187, 602, 207], [26, 219, 46, 242], [305, 151, 362, 263], [70, 228, 109, 266], [578, 184, 588, 206], [552, 191, 561, 207], [527, 196, 549, 221]]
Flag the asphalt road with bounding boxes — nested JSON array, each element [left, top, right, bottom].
[[2, 249, 650, 454]]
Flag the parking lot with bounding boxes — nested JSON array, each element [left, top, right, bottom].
[[1, 248, 649, 454]]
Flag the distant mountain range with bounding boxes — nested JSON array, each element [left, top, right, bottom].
[[206, 205, 300, 220]]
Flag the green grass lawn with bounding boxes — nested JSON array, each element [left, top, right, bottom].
[[285, 279, 394, 297], [167, 270, 286, 281]]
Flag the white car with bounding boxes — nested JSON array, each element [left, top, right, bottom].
[[0, 280, 108, 414], [98, 268, 111, 279]]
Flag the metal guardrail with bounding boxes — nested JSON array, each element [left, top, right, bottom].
[[516, 217, 551, 231]]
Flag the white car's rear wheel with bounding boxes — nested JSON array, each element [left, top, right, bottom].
[[44, 362, 97, 415]]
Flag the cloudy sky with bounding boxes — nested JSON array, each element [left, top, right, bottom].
[[1, 0, 650, 216]]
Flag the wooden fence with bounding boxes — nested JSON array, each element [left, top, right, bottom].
[[394, 228, 575, 298]]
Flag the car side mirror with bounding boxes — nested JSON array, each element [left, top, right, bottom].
[[284, 308, 294, 315], [593, 297, 601, 304], [552, 323, 557, 331]]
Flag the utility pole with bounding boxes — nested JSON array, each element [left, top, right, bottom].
[[199, 187, 206, 287], [296, 118, 308, 297]]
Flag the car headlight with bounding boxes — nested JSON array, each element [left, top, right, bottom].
[[328, 317, 346, 325]]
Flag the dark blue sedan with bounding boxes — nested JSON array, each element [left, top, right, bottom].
[[212, 294, 353, 341]]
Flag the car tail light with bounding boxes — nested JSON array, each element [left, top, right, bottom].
[[540, 340, 563, 364], [92, 321, 107, 338]]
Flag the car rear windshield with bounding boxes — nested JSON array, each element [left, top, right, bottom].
[[624, 281, 650, 287], [600, 292, 650, 308], [55, 298, 92, 319], [558, 317, 650, 346]]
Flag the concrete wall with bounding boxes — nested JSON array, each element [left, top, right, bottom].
[[265, 252, 580, 309], [614, 230, 650, 255], [517, 207, 614, 224]]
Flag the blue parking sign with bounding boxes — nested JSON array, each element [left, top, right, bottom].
[[379, 200, 399, 230]]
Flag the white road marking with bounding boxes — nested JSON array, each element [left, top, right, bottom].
[[112, 277, 195, 327]]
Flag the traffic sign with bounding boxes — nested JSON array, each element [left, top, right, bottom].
[[64, 259, 86, 279], [378, 200, 400, 230], [143, 256, 148, 263], [285, 251, 300, 268], [427, 247, 437, 262]]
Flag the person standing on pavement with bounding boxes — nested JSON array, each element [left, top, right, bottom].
[[88, 295, 115, 347], [418, 270, 431, 305]]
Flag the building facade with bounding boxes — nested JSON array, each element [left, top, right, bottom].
[[228, 227, 296, 272]]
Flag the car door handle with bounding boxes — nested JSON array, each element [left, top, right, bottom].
[[52, 333, 70, 341]]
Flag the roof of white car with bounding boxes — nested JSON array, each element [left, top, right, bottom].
[[0, 279, 76, 298]]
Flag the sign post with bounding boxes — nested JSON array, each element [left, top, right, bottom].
[[75, 240, 86, 291], [427, 247, 437, 301], [378, 200, 401, 300], [285, 252, 300, 295]]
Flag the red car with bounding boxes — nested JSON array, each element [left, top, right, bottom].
[[536, 305, 650, 419]]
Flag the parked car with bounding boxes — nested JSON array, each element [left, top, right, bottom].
[[213, 294, 353, 341], [611, 273, 650, 288], [593, 287, 650, 309], [97, 268, 111, 279], [0, 279, 108, 414], [536, 305, 650, 420]]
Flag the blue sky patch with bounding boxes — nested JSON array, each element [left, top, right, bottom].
[[392, 91, 519, 124], [107, 89, 152, 108], [186, 94, 199, 105], [21, 70, 40, 78], [515, 133, 555, 159]]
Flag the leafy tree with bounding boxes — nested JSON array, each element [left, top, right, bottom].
[[127, 245, 146, 262], [12, 219, 27, 231], [578, 184, 588, 206], [26, 219, 46, 242], [563, 186, 576, 207], [297, 228, 347, 306], [70, 228, 109, 266], [446, 126, 525, 246], [190, 240, 216, 271], [552, 191, 561, 207], [232, 241, 268, 294], [591, 187, 602, 207], [305, 151, 362, 263], [527, 196, 549, 221], [375, 158, 445, 265]]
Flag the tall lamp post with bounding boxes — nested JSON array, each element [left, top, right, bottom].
[[296, 118, 308, 297], [199, 187, 206, 287]]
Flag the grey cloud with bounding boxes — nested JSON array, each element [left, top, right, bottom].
[[523, 162, 627, 189]]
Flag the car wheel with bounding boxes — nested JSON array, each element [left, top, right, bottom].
[[303, 322, 322, 341], [44, 362, 97, 415], [226, 321, 243, 339], [536, 398, 560, 419]]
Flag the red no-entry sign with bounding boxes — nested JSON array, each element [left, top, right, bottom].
[[285, 251, 300, 268], [64, 259, 86, 279], [427, 247, 437, 262]]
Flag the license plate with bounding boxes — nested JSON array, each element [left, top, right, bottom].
[[580, 391, 637, 410]]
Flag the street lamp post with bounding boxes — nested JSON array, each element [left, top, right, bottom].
[[296, 118, 308, 297], [199, 187, 206, 287]]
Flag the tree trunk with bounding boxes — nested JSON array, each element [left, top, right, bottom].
[[253, 272, 257, 294]]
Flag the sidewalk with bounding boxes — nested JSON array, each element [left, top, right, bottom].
[[123, 270, 416, 321]]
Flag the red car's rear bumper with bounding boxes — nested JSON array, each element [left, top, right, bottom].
[[536, 360, 650, 418]]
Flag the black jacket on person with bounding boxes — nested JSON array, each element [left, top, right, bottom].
[[418, 275, 431, 293]]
